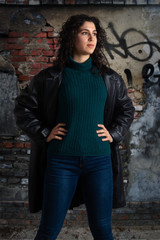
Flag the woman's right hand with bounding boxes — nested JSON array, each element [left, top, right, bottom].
[[46, 123, 68, 143]]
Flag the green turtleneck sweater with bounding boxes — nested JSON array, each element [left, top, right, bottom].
[[47, 57, 111, 156]]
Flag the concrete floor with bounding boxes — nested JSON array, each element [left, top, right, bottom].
[[0, 226, 160, 240]]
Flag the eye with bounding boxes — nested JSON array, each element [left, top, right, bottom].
[[81, 31, 88, 35], [93, 32, 97, 36]]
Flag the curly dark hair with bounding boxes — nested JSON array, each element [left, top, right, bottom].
[[54, 14, 108, 73]]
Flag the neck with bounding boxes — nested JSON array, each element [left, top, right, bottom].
[[72, 54, 90, 63]]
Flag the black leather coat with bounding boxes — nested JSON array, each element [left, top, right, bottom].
[[14, 66, 135, 213]]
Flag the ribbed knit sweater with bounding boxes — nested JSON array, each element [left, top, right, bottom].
[[47, 56, 111, 156]]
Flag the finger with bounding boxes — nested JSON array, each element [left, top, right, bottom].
[[96, 129, 105, 133], [97, 133, 107, 137], [102, 137, 113, 143], [101, 137, 109, 141], [97, 124, 105, 128], [56, 130, 67, 136], [54, 124, 67, 131], [54, 135, 63, 140], [58, 127, 68, 132]]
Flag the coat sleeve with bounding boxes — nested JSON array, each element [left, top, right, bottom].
[[109, 74, 135, 143], [14, 70, 51, 143]]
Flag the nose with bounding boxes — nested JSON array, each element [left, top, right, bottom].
[[88, 33, 93, 41]]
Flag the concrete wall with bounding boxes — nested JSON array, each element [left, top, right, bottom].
[[0, 5, 160, 211]]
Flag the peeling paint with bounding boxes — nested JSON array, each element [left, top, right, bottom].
[[127, 77, 160, 201]]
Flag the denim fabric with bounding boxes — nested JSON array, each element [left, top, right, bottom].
[[34, 154, 113, 240]]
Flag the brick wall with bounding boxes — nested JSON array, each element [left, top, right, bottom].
[[0, 25, 60, 209], [0, 0, 160, 5], [0, 201, 160, 228], [4, 28, 58, 86], [0, 137, 30, 188]]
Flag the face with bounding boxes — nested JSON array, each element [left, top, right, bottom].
[[73, 21, 97, 58]]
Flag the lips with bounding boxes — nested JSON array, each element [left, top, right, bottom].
[[87, 44, 94, 47]]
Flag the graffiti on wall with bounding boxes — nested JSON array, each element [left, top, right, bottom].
[[103, 22, 160, 91], [124, 60, 160, 87], [142, 60, 160, 86], [104, 22, 160, 62]]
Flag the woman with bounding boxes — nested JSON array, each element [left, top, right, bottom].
[[14, 14, 135, 240]]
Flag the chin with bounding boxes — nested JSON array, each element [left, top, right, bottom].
[[86, 50, 95, 55]]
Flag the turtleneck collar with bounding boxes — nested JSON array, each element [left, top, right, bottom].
[[68, 56, 92, 71]]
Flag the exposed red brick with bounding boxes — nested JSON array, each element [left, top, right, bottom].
[[54, 50, 58, 56], [30, 50, 42, 56], [53, 45, 60, 50], [37, 46, 48, 50], [7, 38, 18, 44], [34, 32, 47, 38], [30, 69, 41, 75], [26, 56, 49, 62], [26, 56, 34, 62], [19, 50, 26, 56], [53, 38, 59, 44], [30, 63, 42, 69], [81, 210, 85, 215], [11, 50, 19, 56], [23, 33, 30, 38], [11, 50, 26, 56], [14, 143, 25, 148], [5, 44, 24, 50], [10, 56, 26, 62], [4, 142, 13, 148], [19, 75, 31, 81], [8, 32, 21, 38], [22, 38, 30, 44], [48, 32, 54, 38], [25, 142, 31, 148], [37, 39, 42, 44], [39, 57, 49, 62], [43, 63, 53, 68], [48, 45, 54, 50], [46, 39, 53, 44], [43, 50, 54, 56]]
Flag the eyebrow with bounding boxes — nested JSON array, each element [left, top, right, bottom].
[[79, 29, 97, 32]]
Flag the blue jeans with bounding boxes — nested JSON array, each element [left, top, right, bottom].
[[34, 154, 113, 240]]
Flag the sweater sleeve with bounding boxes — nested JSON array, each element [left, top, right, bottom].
[[108, 74, 135, 143], [14, 70, 51, 144]]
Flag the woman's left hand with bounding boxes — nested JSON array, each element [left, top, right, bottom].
[[96, 124, 113, 143]]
